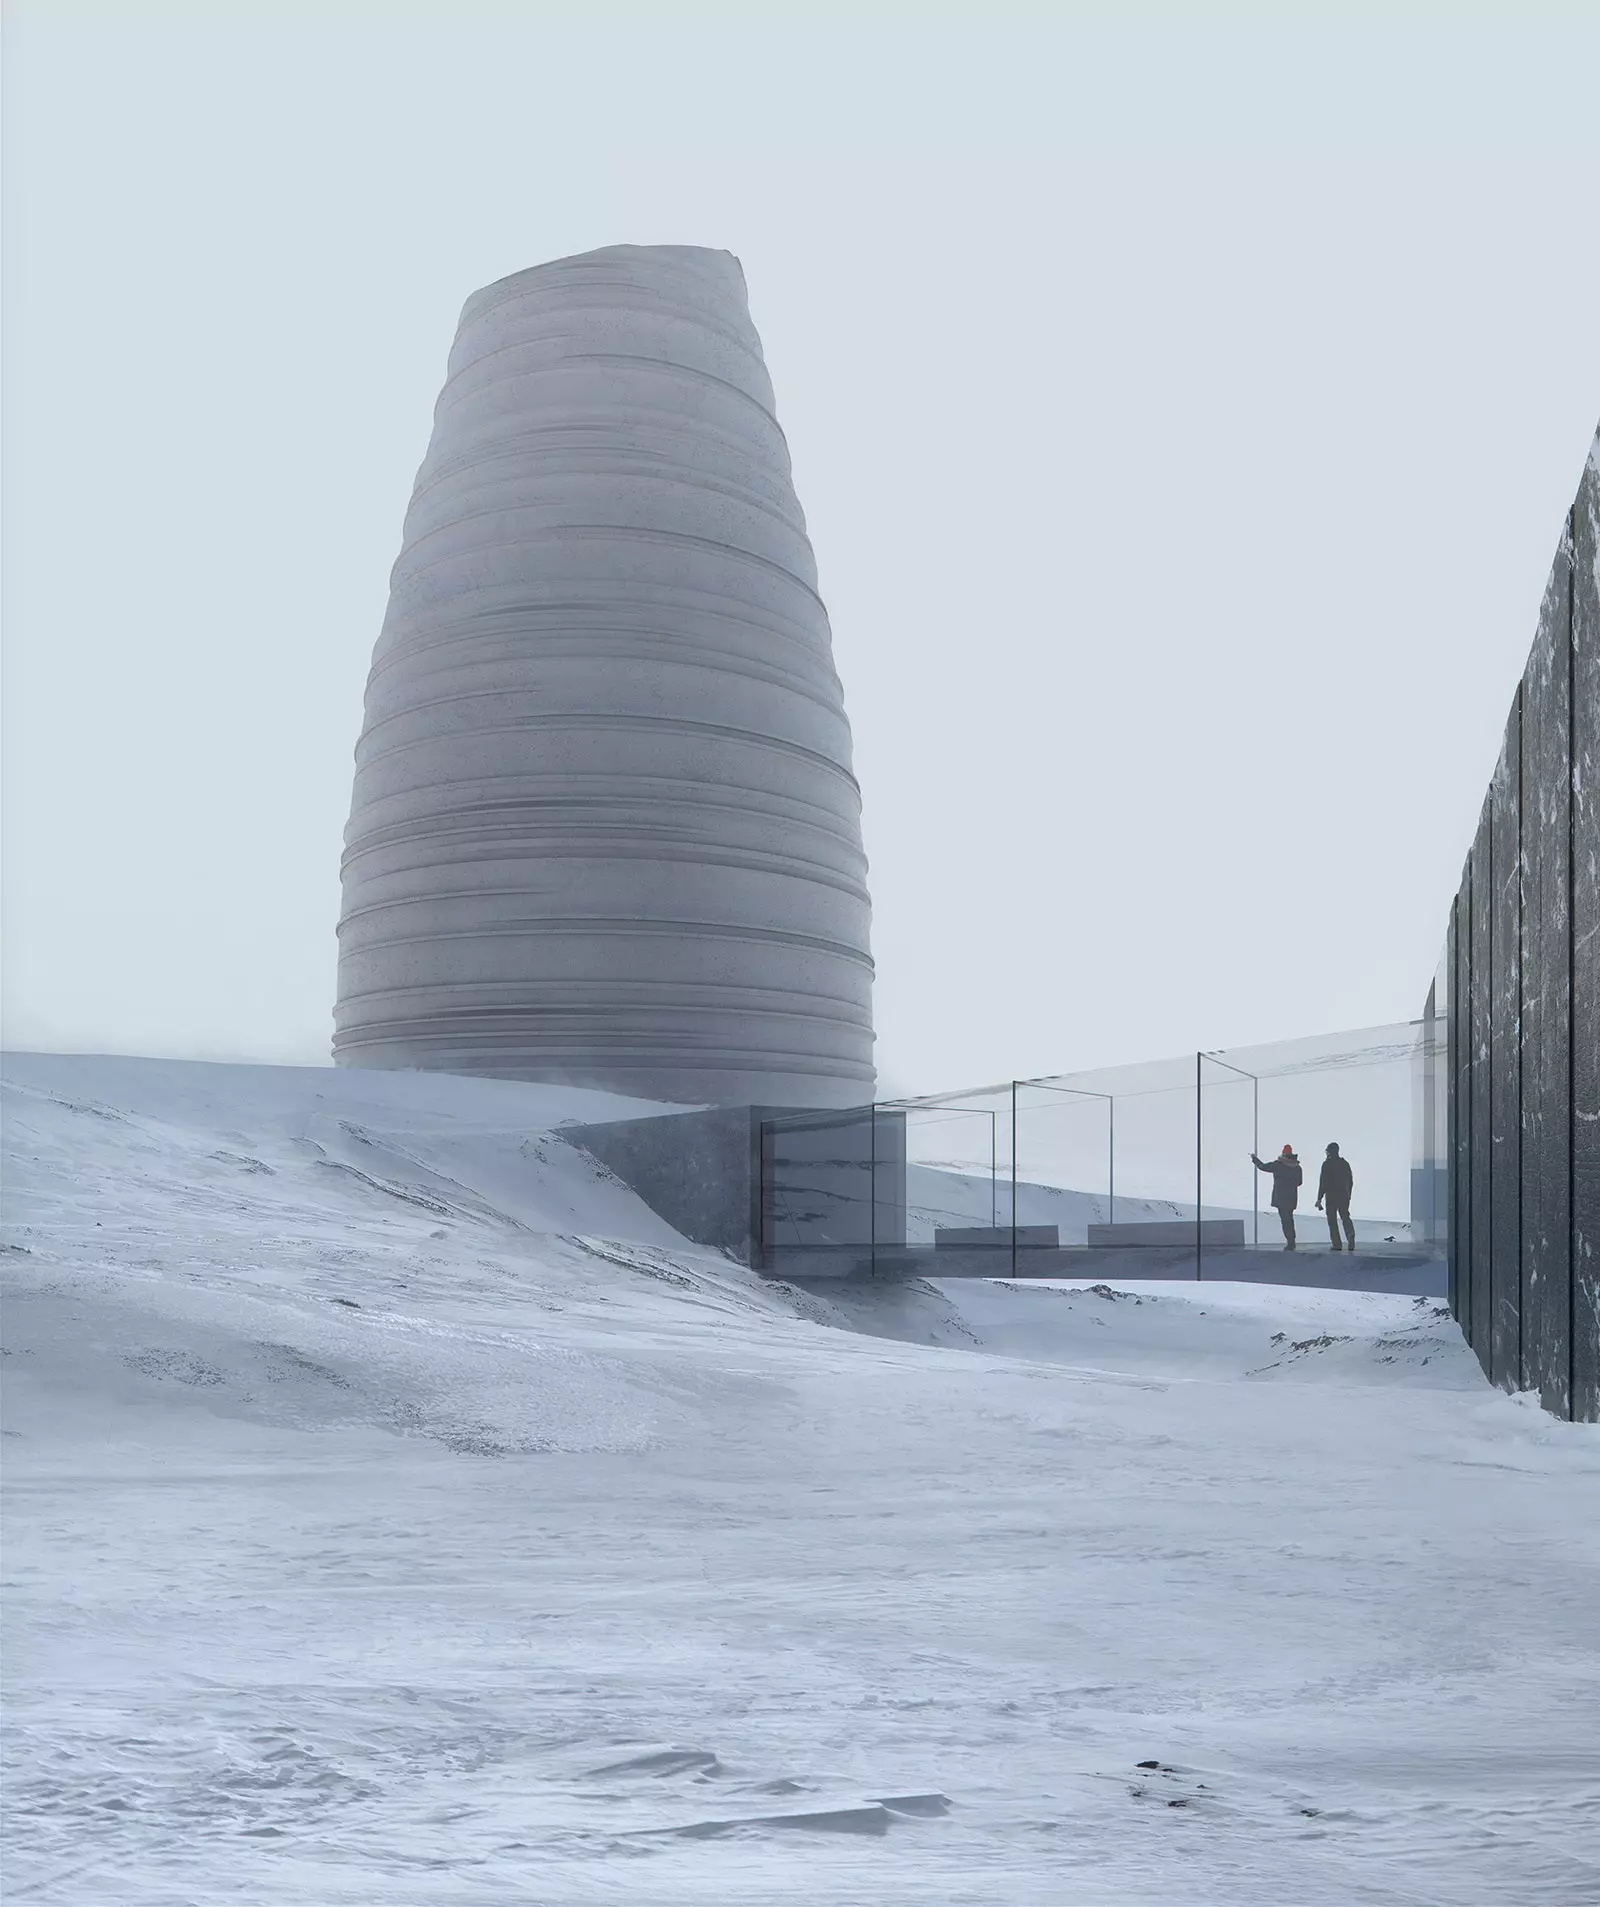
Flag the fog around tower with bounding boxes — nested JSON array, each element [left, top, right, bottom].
[[5, 2, 1600, 1096]]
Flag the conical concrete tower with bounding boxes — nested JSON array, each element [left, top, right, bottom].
[[334, 245, 874, 1106]]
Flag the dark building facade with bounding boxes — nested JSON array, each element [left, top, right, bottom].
[[1446, 428, 1598, 1422]]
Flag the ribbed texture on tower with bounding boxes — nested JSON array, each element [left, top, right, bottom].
[[334, 244, 875, 1106]]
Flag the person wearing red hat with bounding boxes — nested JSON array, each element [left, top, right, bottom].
[[1250, 1143, 1304, 1248]]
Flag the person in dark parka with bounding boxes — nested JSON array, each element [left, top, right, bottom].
[[1316, 1142, 1356, 1251], [1250, 1143, 1303, 1248]]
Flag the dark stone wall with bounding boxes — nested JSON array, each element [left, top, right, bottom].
[[1523, 533, 1574, 1415], [1572, 454, 1600, 1422], [1489, 711, 1522, 1389], [1448, 429, 1599, 1421], [1450, 889, 1471, 1338], [1468, 803, 1495, 1373]]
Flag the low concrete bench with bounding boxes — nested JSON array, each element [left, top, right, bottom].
[[1085, 1219, 1246, 1248], [935, 1225, 1059, 1249]]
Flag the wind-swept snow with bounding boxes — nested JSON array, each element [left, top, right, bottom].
[[4, 1054, 1597, 1904]]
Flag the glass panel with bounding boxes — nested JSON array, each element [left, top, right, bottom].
[[897, 1089, 1012, 1246], [1013, 1081, 1113, 1241], [1412, 944, 1451, 1251], [1199, 1052, 1260, 1247], [757, 1020, 1448, 1283], [1013, 1055, 1205, 1274], [760, 1106, 877, 1276], [1203, 1022, 1432, 1256]]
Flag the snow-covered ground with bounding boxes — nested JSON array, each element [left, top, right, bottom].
[[4, 1053, 1597, 1905]]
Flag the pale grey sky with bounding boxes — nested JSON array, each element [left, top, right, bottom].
[[4, 1, 1598, 1097]]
